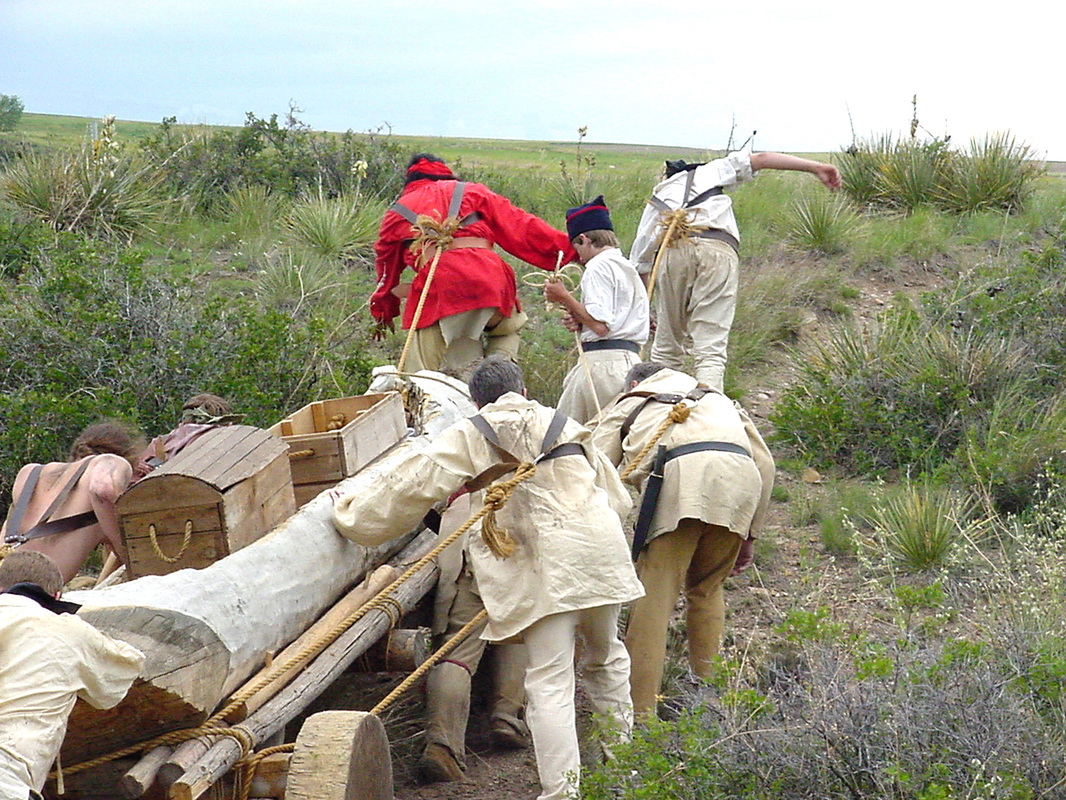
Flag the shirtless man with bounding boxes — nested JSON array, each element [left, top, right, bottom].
[[1, 421, 145, 585]]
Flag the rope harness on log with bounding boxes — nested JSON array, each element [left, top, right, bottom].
[[54, 428, 538, 798]]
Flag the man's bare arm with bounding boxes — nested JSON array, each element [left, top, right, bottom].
[[86, 455, 133, 567], [749, 152, 842, 190]]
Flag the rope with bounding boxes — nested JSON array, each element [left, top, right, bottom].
[[479, 462, 537, 558], [370, 608, 488, 716], [618, 401, 692, 483], [526, 256, 602, 418], [55, 434, 538, 794], [287, 448, 315, 460], [149, 520, 192, 564], [396, 213, 464, 373], [645, 209, 692, 307]]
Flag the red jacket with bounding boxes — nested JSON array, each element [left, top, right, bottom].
[[371, 179, 576, 329]]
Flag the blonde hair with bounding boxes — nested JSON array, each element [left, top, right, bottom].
[[575, 229, 619, 249]]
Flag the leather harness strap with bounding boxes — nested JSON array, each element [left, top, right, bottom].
[[391, 181, 487, 259], [463, 409, 583, 493], [4, 459, 99, 546], [617, 386, 714, 445]]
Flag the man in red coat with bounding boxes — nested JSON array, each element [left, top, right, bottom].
[[371, 154, 576, 378]]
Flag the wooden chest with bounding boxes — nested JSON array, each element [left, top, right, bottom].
[[268, 392, 406, 506], [117, 425, 296, 578]]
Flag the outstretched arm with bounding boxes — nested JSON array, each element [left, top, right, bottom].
[[87, 455, 133, 569], [749, 152, 841, 190]]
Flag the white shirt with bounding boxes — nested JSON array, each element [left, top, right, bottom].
[[578, 247, 650, 345], [630, 151, 756, 272], [0, 594, 144, 796]]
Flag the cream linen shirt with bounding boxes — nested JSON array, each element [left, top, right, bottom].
[[592, 369, 775, 544], [577, 248, 649, 345], [0, 594, 144, 796], [333, 393, 643, 642], [630, 151, 755, 272]]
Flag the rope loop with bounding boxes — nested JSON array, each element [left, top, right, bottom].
[[619, 401, 692, 482], [149, 520, 192, 564], [480, 462, 537, 559], [409, 213, 463, 268], [656, 208, 697, 249]]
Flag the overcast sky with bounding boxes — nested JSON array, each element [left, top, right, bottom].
[[3, 1, 1064, 159]]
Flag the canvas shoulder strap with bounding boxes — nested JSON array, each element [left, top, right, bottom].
[[390, 181, 482, 228]]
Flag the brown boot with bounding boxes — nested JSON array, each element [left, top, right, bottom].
[[417, 742, 464, 783]]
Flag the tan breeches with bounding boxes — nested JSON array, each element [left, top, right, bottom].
[[625, 518, 742, 715], [649, 239, 738, 392], [556, 347, 641, 425], [407, 308, 528, 380]]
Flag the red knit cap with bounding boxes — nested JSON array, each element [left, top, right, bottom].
[[406, 158, 455, 179]]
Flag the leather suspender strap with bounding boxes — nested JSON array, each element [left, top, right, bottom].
[[464, 409, 581, 491], [631, 440, 752, 560], [617, 387, 713, 444], [4, 459, 98, 545], [390, 182, 484, 229], [447, 181, 466, 219]]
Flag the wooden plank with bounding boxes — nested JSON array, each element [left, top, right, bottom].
[[339, 393, 406, 476], [226, 475, 297, 553], [171, 426, 262, 488], [311, 400, 329, 433], [293, 481, 335, 508], [118, 475, 219, 514], [127, 529, 225, 577], [200, 428, 286, 489], [287, 434, 344, 485]]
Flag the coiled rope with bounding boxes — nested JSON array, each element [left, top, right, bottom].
[[645, 209, 693, 307]]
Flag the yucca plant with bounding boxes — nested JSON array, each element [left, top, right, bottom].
[[864, 482, 985, 571], [877, 139, 952, 212], [225, 184, 290, 242], [255, 249, 341, 312], [938, 133, 1043, 214], [286, 193, 384, 263], [783, 192, 863, 254]]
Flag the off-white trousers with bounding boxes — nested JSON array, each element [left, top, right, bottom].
[[556, 347, 641, 425], [523, 604, 633, 800], [407, 308, 528, 380], [649, 239, 738, 392]]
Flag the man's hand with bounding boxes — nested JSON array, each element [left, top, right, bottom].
[[544, 280, 572, 306], [815, 163, 842, 191], [560, 312, 582, 333], [730, 537, 755, 576], [371, 319, 395, 342]]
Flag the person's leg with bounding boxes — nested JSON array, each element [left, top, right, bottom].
[[437, 308, 497, 379], [575, 603, 633, 757], [649, 245, 695, 370], [483, 310, 528, 363], [421, 568, 491, 780], [624, 526, 701, 716], [409, 323, 447, 373], [685, 523, 743, 677], [523, 611, 581, 800], [490, 643, 529, 748], [686, 241, 738, 391]]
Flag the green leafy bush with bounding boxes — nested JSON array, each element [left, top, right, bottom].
[[0, 94, 24, 132]]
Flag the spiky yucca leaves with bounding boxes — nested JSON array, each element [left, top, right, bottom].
[[286, 193, 384, 263], [783, 192, 863, 255], [938, 133, 1044, 214], [2, 146, 167, 240]]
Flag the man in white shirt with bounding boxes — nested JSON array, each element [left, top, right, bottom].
[[631, 152, 841, 391], [544, 195, 650, 423], [0, 550, 144, 800]]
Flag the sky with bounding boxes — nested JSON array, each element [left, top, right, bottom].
[[3, 1, 1065, 159]]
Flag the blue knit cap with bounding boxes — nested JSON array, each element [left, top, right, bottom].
[[565, 195, 613, 240]]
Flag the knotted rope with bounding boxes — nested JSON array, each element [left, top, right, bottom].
[[480, 462, 538, 559], [396, 214, 464, 374], [646, 208, 694, 307], [619, 401, 692, 482]]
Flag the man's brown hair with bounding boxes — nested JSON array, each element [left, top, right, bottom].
[[68, 420, 146, 465], [574, 229, 619, 249], [181, 393, 233, 420], [0, 550, 64, 595]]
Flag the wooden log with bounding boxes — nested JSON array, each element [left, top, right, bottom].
[[169, 529, 439, 800], [223, 564, 401, 723], [246, 752, 291, 799], [59, 372, 475, 784], [285, 711, 392, 800], [359, 627, 431, 673], [157, 740, 211, 789], [119, 745, 173, 799]]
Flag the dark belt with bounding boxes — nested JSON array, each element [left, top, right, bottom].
[[581, 339, 641, 354], [540, 442, 583, 461], [631, 440, 751, 560], [693, 228, 740, 254]]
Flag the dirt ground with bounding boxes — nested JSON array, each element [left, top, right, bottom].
[[324, 254, 953, 800]]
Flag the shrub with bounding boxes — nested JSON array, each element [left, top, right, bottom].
[[0, 94, 24, 132], [938, 134, 1043, 214], [285, 193, 384, 263]]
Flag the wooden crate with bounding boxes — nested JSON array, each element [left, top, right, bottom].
[[268, 392, 406, 505], [117, 425, 296, 578]]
